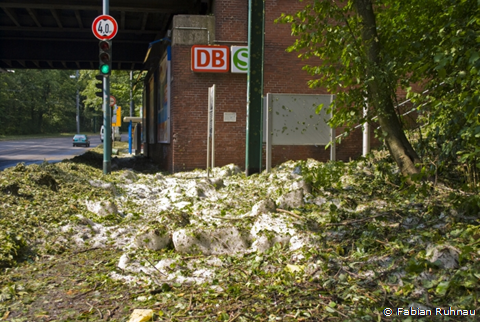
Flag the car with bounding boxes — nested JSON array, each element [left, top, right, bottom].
[[72, 134, 90, 147]]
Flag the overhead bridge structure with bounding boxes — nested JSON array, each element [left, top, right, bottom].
[[0, 0, 211, 71]]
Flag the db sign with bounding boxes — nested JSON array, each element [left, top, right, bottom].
[[191, 45, 229, 73]]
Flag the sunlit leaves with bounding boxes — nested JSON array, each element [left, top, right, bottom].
[[0, 70, 78, 134], [80, 70, 144, 125], [279, 0, 479, 188]]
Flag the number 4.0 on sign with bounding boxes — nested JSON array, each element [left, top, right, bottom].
[[92, 15, 118, 40]]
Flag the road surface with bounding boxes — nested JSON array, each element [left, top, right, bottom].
[[0, 135, 107, 171]]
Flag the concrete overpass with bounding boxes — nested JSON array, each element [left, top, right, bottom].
[[0, 0, 211, 71]]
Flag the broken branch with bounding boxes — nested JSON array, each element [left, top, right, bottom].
[[276, 208, 304, 220]]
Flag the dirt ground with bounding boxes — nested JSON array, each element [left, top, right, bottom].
[[1, 248, 141, 322], [0, 245, 337, 322]]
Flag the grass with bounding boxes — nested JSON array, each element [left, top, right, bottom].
[[0, 132, 98, 141]]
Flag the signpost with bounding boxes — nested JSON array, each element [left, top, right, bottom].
[[207, 84, 216, 177], [93, 2, 117, 175]]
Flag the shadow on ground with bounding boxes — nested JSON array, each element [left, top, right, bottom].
[[69, 150, 160, 174]]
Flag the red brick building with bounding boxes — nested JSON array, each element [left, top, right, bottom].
[[141, 0, 374, 173]]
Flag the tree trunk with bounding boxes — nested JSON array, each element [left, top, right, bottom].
[[354, 0, 421, 178]]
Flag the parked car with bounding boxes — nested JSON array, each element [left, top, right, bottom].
[[72, 134, 90, 147]]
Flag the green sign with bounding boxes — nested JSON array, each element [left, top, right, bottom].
[[231, 46, 248, 73]]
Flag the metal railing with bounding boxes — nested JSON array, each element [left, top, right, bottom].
[[334, 87, 436, 140]]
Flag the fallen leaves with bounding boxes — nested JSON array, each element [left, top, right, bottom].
[[0, 146, 480, 321]]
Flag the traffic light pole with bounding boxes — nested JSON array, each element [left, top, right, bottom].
[[103, 0, 109, 13], [102, 0, 111, 175], [75, 70, 80, 134], [103, 76, 111, 174]]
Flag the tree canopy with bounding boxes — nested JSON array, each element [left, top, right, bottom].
[[0, 69, 144, 135], [277, 0, 479, 188], [0, 70, 77, 134], [80, 70, 144, 127]]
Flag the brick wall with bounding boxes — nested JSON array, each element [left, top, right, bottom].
[[170, 45, 248, 173], [157, 0, 376, 172], [214, 0, 248, 42]]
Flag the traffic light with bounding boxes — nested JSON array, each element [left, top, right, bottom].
[[95, 74, 103, 98], [98, 40, 112, 76]]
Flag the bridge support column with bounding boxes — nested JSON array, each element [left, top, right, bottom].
[[245, 0, 265, 176]]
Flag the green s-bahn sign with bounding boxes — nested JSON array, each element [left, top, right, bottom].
[[231, 46, 248, 73]]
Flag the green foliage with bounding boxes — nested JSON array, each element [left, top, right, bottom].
[[277, 0, 479, 188], [0, 70, 78, 134], [80, 70, 144, 132], [0, 230, 26, 268], [0, 69, 144, 135], [297, 160, 346, 190], [276, 1, 369, 131], [395, 0, 480, 190], [0, 160, 112, 267]]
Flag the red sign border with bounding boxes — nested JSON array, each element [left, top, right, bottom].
[[110, 95, 116, 107], [92, 15, 118, 40], [191, 45, 230, 73]]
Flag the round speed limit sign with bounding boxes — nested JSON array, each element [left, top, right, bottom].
[[92, 15, 118, 40]]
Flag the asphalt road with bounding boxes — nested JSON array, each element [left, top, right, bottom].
[[0, 135, 106, 171]]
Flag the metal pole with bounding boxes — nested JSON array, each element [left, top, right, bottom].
[[245, 0, 265, 176], [362, 97, 370, 157], [265, 94, 272, 173], [75, 70, 80, 133], [330, 95, 336, 161], [103, 0, 109, 14], [211, 84, 215, 169], [129, 70, 133, 154], [103, 75, 112, 174], [129, 71, 134, 117], [102, 0, 111, 174], [207, 86, 211, 177], [128, 121, 132, 154]]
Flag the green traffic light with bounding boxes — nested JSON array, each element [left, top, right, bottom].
[[100, 64, 110, 74]]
